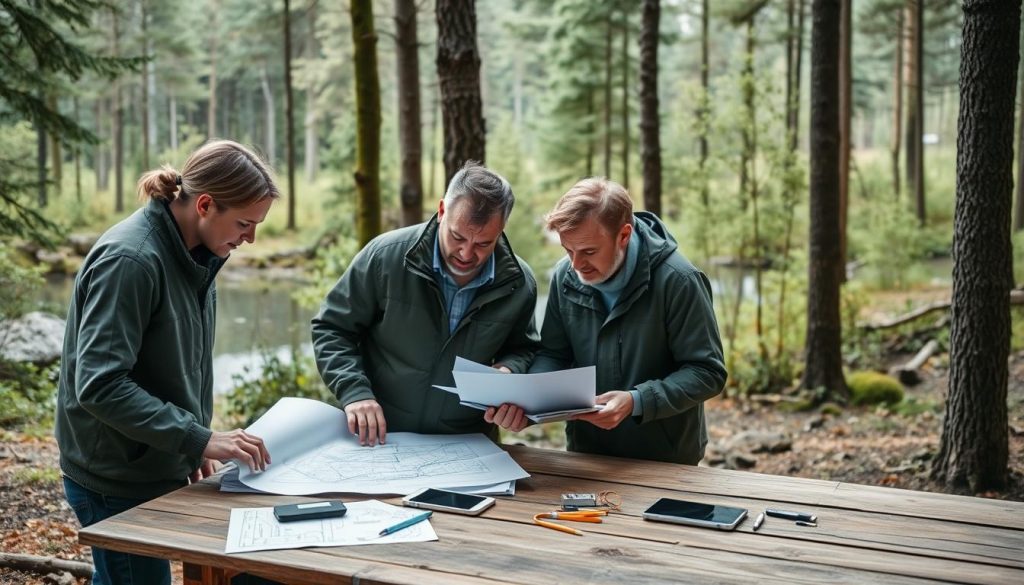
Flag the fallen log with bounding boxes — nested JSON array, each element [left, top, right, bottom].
[[860, 289, 1024, 332], [890, 339, 939, 386], [0, 553, 93, 579]]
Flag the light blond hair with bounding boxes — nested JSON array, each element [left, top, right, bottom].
[[136, 140, 280, 209], [545, 177, 633, 235]]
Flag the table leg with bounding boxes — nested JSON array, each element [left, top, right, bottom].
[[183, 561, 239, 585]]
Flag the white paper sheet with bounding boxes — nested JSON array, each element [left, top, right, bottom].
[[234, 397, 529, 495], [438, 357, 601, 421], [219, 464, 516, 496], [224, 500, 436, 553]]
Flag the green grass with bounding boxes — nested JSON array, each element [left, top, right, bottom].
[[11, 466, 61, 486]]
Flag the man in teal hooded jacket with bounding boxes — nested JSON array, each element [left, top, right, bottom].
[[312, 162, 540, 446], [531, 177, 727, 464]]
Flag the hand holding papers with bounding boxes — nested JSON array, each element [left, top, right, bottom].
[[435, 357, 603, 423]]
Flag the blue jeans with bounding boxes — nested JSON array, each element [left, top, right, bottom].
[[63, 476, 171, 585]]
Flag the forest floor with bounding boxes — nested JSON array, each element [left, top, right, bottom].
[[1, 349, 1022, 584]]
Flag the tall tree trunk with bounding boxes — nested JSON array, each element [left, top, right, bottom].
[[169, 95, 178, 151], [395, 0, 423, 226], [260, 68, 276, 164], [790, 0, 806, 154], [436, 0, 485, 184], [838, 0, 851, 281], [905, 0, 925, 223], [35, 94, 47, 207], [932, 0, 1019, 493], [586, 90, 595, 176], [141, 0, 150, 170], [73, 97, 81, 202], [639, 0, 661, 215], [428, 85, 439, 201], [621, 11, 630, 191], [113, 9, 124, 213], [95, 99, 108, 192], [739, 20, 755, 211], [208, 0, 219, 139], [1016, 20, 1024, 232], [283, 0, 297, 230], [892, 9, 904, 199], [699, 0, 710, 213], [47, 94, 61, 196], [351, 0, 382, 246], [802, 0, 848, 403], [304, 0, 319, 184], [604, 10, 613, 179]]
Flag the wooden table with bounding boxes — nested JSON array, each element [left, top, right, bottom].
[[79, 445, 1024, 584]]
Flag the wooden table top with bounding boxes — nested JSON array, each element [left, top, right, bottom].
[[79, 445, 1024, 584]]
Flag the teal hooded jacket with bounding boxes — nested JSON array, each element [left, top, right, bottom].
[[532, 212, 727, 464], [56, 200, 221, 499], [312, 215, 540, 436]]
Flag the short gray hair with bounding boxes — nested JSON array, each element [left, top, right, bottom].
[[443, 160, 515, 225]]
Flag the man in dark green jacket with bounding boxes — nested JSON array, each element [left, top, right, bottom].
[[532, 177, 727, 464], [312, 162, 540, 446]]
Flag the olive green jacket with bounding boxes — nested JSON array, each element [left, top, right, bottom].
[[56, 200, 221, 499], [532, 212, 727, 464], [312, 215, 540, 436]]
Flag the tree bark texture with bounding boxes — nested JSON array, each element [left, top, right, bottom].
[[932, 0, 1020, 493], [802, 0, 848, 402], [699, 0, 710, 210], [351, 0, 382, 247], [208, 0, 219, 140], [604, 11, 613, 179], [621, 13, 630, 191], [1016, 35, 1024, 231], [436, 0, 485, 185], [396, 0, 424, 226], [838, 0, 851, 281], [904, 0, 925, 223], [113, 9, 123, 213], [284, 0, 297, 230], [639, 0, 661, 215], [892, 9, 903, 198]]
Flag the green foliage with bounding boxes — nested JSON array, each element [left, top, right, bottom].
[[0, 242, 46, 322], [11, 465, 61, 486], [887, 396, 942, 417], [294, 237, 360, 310], [223, 346, 338, 428], [849, 196, 930, 289], [0, 360, 59, 429], [847, 371, 904, 406]]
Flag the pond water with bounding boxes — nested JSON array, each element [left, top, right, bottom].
[[40, 256, 954, 394]]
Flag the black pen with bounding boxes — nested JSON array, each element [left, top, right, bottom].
[[765, 509, 817, 523]]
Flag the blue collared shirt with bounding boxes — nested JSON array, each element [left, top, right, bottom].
[[433, 236, 495, 334]]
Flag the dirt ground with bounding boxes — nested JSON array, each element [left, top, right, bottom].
[[1, 351, 1021, 584]]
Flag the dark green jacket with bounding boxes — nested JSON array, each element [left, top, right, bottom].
[[312, 215, 540, 436], [56, 200, 222, 499], [532, 212, 727, 464]]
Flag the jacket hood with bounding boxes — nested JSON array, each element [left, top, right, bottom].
[[633, 211, 677, 268]]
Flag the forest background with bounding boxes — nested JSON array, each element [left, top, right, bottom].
[[2, 1, 1024, 580]]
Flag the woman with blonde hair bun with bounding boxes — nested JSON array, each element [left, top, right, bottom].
[[56, 140, 280, 585]]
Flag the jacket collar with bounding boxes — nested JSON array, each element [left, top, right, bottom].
[[143, 199, 225, 287], [404, 213, 524, 288]]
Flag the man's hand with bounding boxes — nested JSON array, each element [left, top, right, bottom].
[[492, 364, 512, 374], [484, 403, 529, 432], [571, 391, 633, 430], [188, 458, 223, 483], [203, 429, 271, 472], [345, 399, 387, 446]]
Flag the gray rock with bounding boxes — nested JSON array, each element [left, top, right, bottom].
[[726, 452, 758, 469], [726, 430, 792, 454], [0, 311, 65, 364], [68, 233, 100, 256]]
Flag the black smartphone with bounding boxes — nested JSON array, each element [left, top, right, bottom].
[[642, 498, 747, 530], [273, 501, 347, 523]]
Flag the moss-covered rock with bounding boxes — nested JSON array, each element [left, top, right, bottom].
[[847, 371, 905, 406]]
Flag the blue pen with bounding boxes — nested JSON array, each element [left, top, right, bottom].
[[378, 510, 433, 537]]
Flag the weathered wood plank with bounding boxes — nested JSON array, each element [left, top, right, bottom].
[[504, 446, 1024, 529]]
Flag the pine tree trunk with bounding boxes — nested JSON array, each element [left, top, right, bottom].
[[113, 9, 124, 213], [351, 0, 382, 246], [699, 0, 710, 211], [838, 0, 851, 281], [620, 12, 630, 191], [904, 0, 925, 223], [169, 95, 178, 151], [73, 97, 81, 202], [260, 68, 276, 164], [639, 0, 661, 215], [395, 0, 423, 226], [1016, 40, 1024, 231], [931, 0, 1019, 494], [790, 0, 805, 154], [739, 20, 755, 211], [586, 90, 595, 177], [95, 99, 108, 192], [802, 0, 848, 403], [604, 11, 613, 179], [141, 0, 150, 170], [892, 9, 904, 199], [283, 0, 297, 230], [47, 94, 61, 195], [208, 0, 219, 140], [304, 0, 319, 184], [436, 0, 485, 184], [35, 98, 47, 207]]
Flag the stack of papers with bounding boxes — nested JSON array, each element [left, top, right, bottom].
[[434, 357, 602, 423]]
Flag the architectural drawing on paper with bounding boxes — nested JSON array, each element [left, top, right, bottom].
[[272, 442, 490, 486]]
